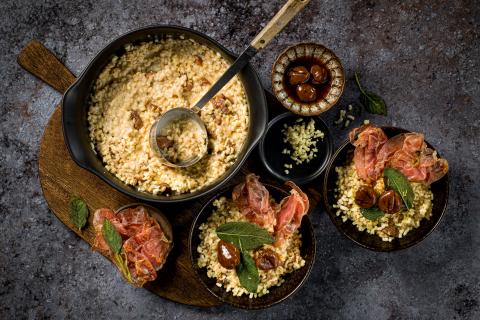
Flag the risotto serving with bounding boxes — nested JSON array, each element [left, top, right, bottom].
[[197, 174, 309, 298], [333, 124, 448, 242], [87, 38, 249, 195]]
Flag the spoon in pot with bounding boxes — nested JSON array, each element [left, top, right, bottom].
[[150, 0, 311, 167]]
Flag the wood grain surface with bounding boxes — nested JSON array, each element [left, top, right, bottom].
[[39, 106, 223, 307], [21, 39, 322, 308]]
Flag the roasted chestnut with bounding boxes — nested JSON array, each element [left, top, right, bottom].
[[156, 136, 174, 150], [310, 64, 328, 84], [355, 186, 377, 208], [254, 248, 279, 270], [378, 190, 402, 214], [217, 240, 240, 269], [296, 83, 317, 102], [288, 66, 310, 85]]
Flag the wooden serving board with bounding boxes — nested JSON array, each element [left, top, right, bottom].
[[20, 40, 322, 307]]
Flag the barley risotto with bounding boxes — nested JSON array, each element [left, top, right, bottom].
[[333, 124, 448, 242], [196, 174, 309, 298], [88, 38, 249, 195]]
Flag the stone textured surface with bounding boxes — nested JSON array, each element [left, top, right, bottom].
[[1, 0, 479, 318]]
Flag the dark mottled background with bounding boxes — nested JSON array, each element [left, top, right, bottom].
[[1, 0, 479, 319]]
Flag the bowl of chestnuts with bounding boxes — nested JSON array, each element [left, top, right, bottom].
[[271, 43, 345, 116]]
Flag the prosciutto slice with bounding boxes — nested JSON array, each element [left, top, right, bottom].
[[349, 124, 388, 183], [92, 206, 172, 287], [274, 182, 310, 246], [232, 174, 276, 228], [349, 125, 449, 185], [377, 133, 448, 184]]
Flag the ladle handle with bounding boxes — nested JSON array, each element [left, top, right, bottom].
[[192, 0, 310, 110], [251, 0, 311, 50]]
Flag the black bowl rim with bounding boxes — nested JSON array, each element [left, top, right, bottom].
[[61, 24, 268, 204], [322, 126, 450, 252], [258, 112, 333, 185], [188, 183, 316, 309]]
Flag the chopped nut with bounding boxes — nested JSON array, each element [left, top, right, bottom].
[[130, 110, 143, 129], [199, 77, 211, 86], [194, 55, 203, 66]]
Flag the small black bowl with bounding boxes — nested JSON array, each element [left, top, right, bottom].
[[189, 183, 316, 309], [259, 112, 333, 185], [323, 127, 449, 252]]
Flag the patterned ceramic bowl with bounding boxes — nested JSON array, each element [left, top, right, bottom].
[[271, 43, 345, 116]]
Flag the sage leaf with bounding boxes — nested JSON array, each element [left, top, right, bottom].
[[354, 72, 387, 116], [236, 251, 259, 293], [102, 219, 122, 254], [361, 207, 385, 220], [69, 197, 89, 230], [384, 167, 414, 209], [216, 222, 274, 251]]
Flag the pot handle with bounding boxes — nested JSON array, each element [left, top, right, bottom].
[[17, 39, 76, 93]]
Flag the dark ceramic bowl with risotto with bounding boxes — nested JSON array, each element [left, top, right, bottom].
[[323, 127, 449, 252], [259, 112, 333, 185], [189, 183, 316, 309]]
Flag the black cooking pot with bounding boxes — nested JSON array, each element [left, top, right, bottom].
[[62, 25, 268, 203]]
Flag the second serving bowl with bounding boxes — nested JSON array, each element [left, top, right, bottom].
[[189, 183, 316, 309], [322, 127, 449, 251]]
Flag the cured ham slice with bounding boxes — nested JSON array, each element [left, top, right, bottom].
[[274, 182, 310, 246], [232, 174, 276, 228], [123, 224, 171, 270], [349, 125, 448, 185], [92, 206, 172, 287], [377, 133, 448, 184], [349, 124, 388, 183]]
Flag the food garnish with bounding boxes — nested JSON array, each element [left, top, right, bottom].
[[217, 240, 241, 269], [281, 118, 324, 174], [349, 124, 448, 185], [360, 207, 385, 221], [254, 248, 279, 271], [354, 72, 387, 116], [383, 167, 414, 210], [354, 186, 377, 208], [236, 251, 260, 293], [69, 197, 89, 231], [377, 190, 403, 214], [102, 219, 133, 283], [216, 222, 273, 293], [216, 222, 274, 251]]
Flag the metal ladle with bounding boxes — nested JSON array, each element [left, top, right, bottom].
[[150, 0, 311, 167]]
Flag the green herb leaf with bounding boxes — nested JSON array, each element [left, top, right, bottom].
[[236, 251, 259, 293], [216, 222, 274, 251], [354, 72, 387, 116], [361, 207, 385, 220], [384, 167, 414, 209], [114, 252, 133, 284], [69, 197, 89, 230], [102, 219, 122, 254]]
